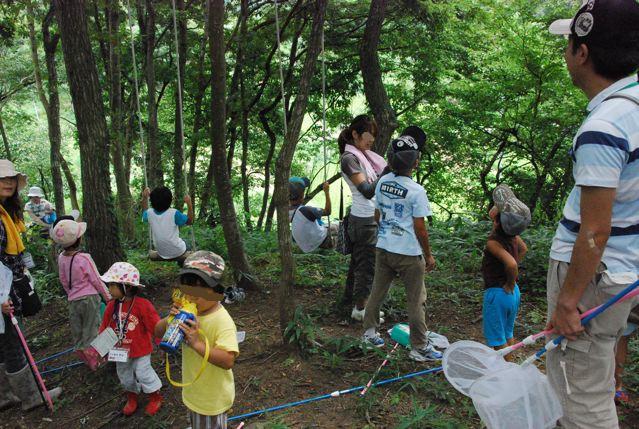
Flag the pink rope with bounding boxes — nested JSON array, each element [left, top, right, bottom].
[[361, 342, 399, 396], [10, 312, 54, 411]]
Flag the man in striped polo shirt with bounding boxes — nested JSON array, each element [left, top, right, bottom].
[[547, 1, 639, 427]]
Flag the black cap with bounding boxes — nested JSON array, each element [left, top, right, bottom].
[[549, 0, 639, 49]]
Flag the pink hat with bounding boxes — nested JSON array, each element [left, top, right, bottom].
[[100, 262, 145, 288], [50, 219, 87, 248]]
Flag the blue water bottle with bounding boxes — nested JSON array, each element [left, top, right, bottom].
[[160, 310, 196, 353]]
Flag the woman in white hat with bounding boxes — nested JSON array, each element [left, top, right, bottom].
[[24, 186, 56, 229], [0, 160, 62, 411]]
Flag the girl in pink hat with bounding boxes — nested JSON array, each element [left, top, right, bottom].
[[50, 219, 111, 366]]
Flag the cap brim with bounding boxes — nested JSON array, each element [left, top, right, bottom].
[[549, 19, 572, 35]]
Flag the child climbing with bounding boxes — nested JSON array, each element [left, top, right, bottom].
[[155, 251, 239, 429], [289, 177, 336, 253], [615, 305, 639, 404], [51, 219, 111, 364], [142, 186, 193, 263], [480, 184, 530, 353], [99, 262, 162, 416], [362, 128, 442, 362]]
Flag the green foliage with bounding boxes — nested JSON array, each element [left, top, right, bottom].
[[283, 306, 320, 357], [397, 400, 468, 429]]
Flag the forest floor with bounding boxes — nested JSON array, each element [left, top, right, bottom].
[[2, 222, 638, 428]]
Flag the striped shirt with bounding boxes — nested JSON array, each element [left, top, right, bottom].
[[550, 76, 639, 274]]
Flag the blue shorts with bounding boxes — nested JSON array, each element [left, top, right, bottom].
[[482, 284, 520, 347]]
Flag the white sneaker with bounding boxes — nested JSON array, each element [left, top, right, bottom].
[[408, 344, 443, 362], [351, 307, 384, 323]]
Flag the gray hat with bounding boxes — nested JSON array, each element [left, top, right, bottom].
[[493, 184, 531, 236]]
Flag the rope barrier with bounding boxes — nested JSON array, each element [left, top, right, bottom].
[[228, 366, 443, 422], [36, 347, 74, 365], [40, 361, 84, 376]]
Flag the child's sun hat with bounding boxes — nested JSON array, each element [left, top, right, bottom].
[[50, 219, 87, 248], [101, 262, 145, 288]]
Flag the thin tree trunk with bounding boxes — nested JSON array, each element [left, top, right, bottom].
[[0, 113, 11, 162], [173, 0, 187, 207], [360, 0, 397, 155], [138, 0, 162, 187], [188, 39, 208, 209], [207, 0, 258, 289], [54, 0, 124, 271], [28, 2, 65, 214], [256, 109, 276, 230], [108, 0, 134, 240], [58, 150, 79, 211], [274, 0, 327, 336]]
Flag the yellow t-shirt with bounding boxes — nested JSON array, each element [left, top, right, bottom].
[[182, 305, 239, 416]]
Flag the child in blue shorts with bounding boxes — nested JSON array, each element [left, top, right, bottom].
[[480, 185, 530, 352]]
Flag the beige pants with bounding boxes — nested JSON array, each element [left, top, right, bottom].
[[364, 249, 428, 349], [69, 295, 102, 350], [546, 259, 638, 429]]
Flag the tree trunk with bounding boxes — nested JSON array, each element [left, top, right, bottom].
[[274, 0, 327, 336], [207, 0, 257, 289], [0, 113, 11, 161], [54, 0, 123, 271], [360, 0, 397, 155], [107, 0, 134, 240], [256, 109, 276, 230], [189, 39, 209, 209], [58, 150, 80, 211], [138, 0, 162, 187], [172, 0, 187, 207], [28, 3, 66, 214]]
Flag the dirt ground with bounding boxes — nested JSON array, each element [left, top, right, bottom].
[[1, 266, 638, 429]]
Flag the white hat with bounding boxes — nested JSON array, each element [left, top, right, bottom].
[[0, 160, 27, 192], [50, 219, 87, 248], [100, 262, 145, 288], [27, 186, 44, 198]]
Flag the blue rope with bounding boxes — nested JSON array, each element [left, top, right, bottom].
[[534, 278, 639, 360], [40, 361, 83, 376], [228, 366, 443, 422], [36, 347, 75, 365]]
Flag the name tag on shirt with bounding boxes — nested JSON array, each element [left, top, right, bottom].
[[108, 347, 129, 363]]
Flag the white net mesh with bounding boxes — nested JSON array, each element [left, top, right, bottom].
[[469, 364, 562, 429], [442, 340, 510, 396]]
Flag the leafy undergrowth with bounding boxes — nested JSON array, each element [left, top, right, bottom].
[[2, 219, 637, 428]]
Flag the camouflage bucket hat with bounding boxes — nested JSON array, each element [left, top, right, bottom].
[[179, 250, 225, 289], [492, 184, 531, 236]]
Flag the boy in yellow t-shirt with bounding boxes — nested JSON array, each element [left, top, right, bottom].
[[155, 251, 239, 428]]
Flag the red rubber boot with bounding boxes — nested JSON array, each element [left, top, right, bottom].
[[122, 392, 138, 416], [145, 391, 162, 416]]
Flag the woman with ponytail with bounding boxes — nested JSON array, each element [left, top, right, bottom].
[[338, 115, 388, 322]]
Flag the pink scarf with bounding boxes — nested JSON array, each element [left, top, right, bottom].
[[343, 144, 387, 183]]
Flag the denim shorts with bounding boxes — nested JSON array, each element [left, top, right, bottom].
[[482, 284, 520, 347]]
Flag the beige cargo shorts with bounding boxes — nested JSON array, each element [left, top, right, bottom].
[[546, 259, 639, 429]]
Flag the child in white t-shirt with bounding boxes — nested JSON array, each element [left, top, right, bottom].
[[141, 186, 193, 262], [288, 177, 335, 253]]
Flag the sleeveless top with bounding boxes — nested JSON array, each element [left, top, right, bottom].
[[481, 231, 519, 289]]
